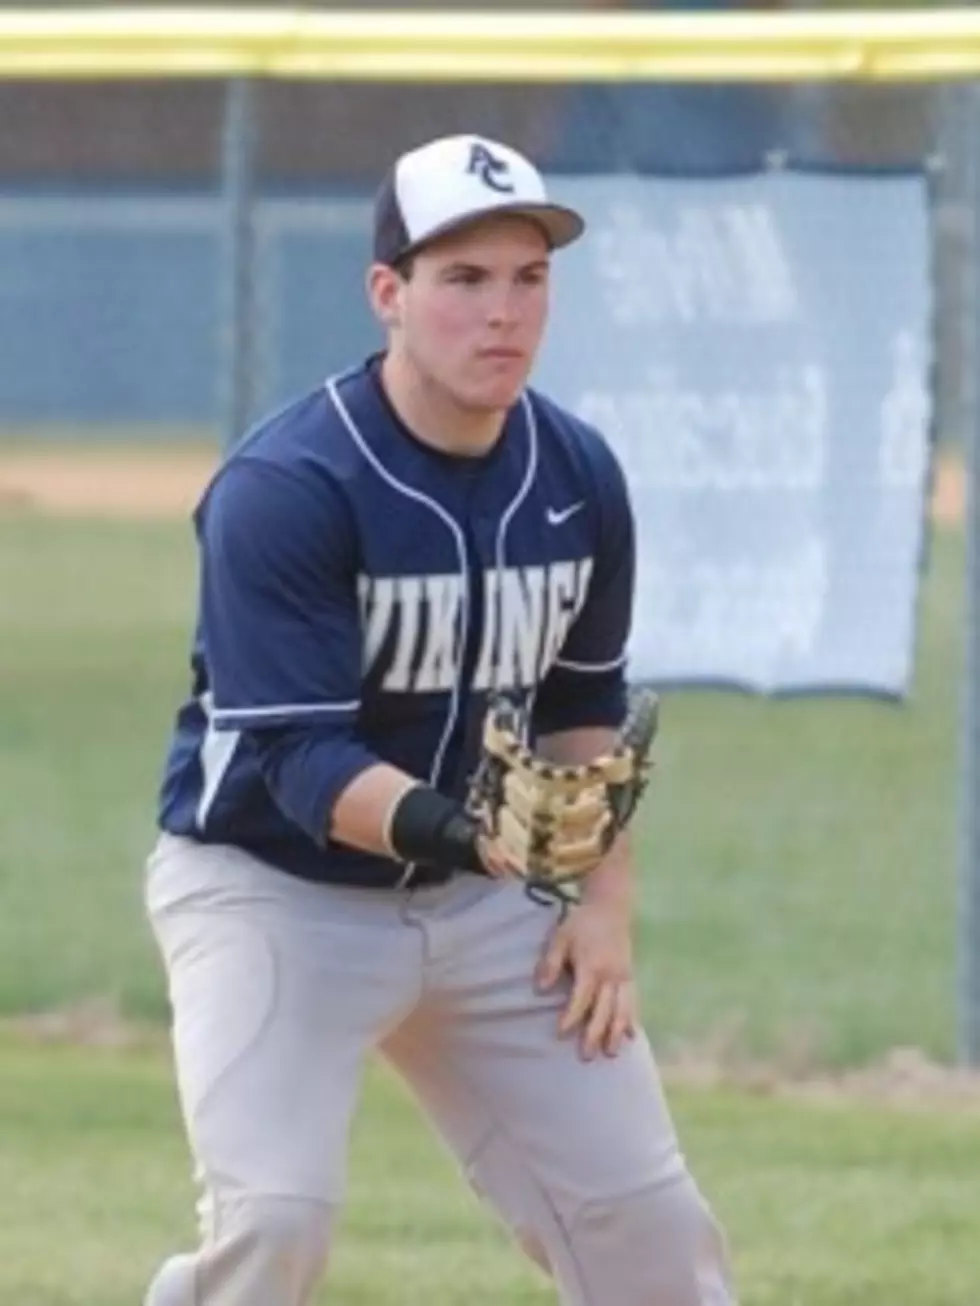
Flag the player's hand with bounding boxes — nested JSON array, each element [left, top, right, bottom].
[[534, 900, 639, 1061]]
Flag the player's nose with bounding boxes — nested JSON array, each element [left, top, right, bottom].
[[484, 285, 523, 328]]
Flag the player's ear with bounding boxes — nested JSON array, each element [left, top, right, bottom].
[[367, 262, 405, 330]]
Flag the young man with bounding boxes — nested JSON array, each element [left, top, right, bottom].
[[144, 133, 736, 1306]]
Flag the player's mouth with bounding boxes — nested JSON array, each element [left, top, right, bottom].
[[478, 347, 526, 362]]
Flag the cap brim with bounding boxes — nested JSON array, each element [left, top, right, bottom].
[[389, 201, 586, 265]]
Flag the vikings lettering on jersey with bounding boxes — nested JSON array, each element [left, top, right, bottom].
[[358, 559, 593, 694]]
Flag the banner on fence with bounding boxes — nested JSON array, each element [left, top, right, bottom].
[[534, 171, 933, 698]]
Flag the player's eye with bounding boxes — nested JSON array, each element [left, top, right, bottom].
[[518, 266, 548, 286], [445, 266, 486, 285]]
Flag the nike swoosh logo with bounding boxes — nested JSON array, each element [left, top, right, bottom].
[[546, 501, 586, 526]]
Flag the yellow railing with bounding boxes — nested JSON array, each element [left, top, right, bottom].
[[1, 8, 980, 82]]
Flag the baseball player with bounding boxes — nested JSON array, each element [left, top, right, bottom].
[[143, 133, 736, 1306]]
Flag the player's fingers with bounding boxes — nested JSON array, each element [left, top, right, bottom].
[[603, 982, 639, 1058], [579, 982, 617, 1061], [558, 968, 598, 1037], [536, 928, 571, 991], [475, 835, 504, 877], [477, 835, 520, 880]]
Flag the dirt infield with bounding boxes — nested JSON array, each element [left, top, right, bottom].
[[5, 1000, 980, 1111], [0, 444, 219, 519], [932, 452, 965, 526], [0, 442, 968, 524]]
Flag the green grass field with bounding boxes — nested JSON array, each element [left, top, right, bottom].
[[2, 1037, 980, 1306], [0, 509, 964, 1065], [0, 503, 976, 1305]]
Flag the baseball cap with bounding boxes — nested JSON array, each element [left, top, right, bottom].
[[373, 133, 586, 267]]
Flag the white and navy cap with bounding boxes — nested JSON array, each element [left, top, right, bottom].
[[373, 133, 586, 267]]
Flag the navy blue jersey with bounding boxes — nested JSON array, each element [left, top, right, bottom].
[[157, 358, 636, 888]]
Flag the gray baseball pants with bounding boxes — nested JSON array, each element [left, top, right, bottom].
[[143, 833, 736, 1306]]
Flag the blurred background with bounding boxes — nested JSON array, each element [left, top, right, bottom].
[[0, 0, 965, 443]]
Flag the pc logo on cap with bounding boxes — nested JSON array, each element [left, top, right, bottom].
[[373, 134, 586, 267]]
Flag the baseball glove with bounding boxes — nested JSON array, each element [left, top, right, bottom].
[[465, 688, 660, 907]]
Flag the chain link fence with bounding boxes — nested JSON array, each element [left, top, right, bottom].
[[0, 74, 966, 443]]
